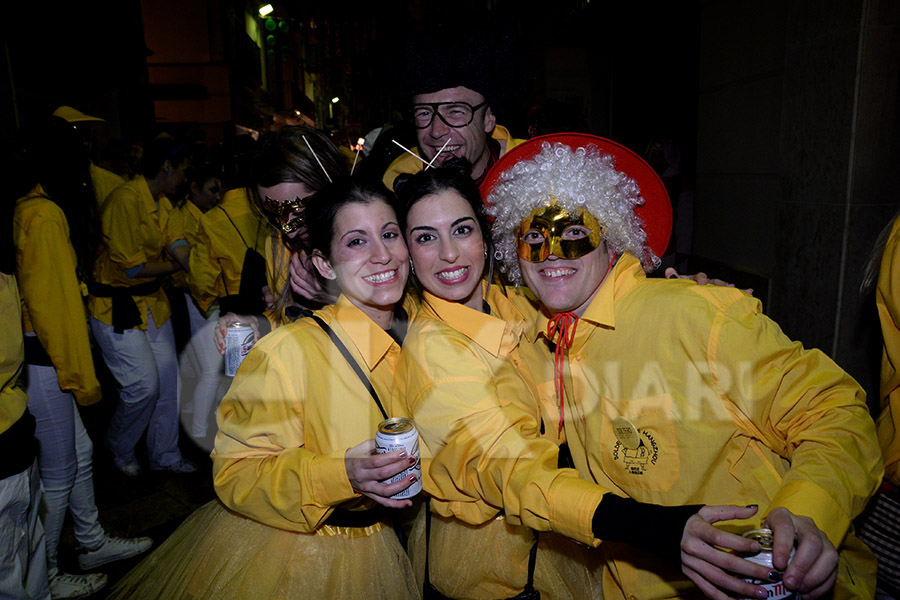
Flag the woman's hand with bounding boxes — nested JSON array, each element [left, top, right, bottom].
[[344, 439, 417, 509], [664, 267, 753, 295], [764, 507, 838, 598], [681, 505, 777, 600], [214, 312, 260, 355], [261, 285, 276, 310]]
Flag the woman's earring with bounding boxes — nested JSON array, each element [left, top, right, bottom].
[[410, 262, 415, 274], [493, 250, 503, 261]]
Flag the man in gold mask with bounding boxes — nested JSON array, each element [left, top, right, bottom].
[[485, 134, 882, 600]]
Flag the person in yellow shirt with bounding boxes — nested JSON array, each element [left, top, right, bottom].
[[856, 210, 900, 597], [381, 81, 523, 193], [106, 178, 419, 600], [163, 161, 233, 445], [1, 183, 50, 600], [485, 134, 883, 599], [214, 127, 346, 344], [392, 160, 600, 599], [50, 105, 126, 207], [380, 27, 525, 193], [15, 118, 153, 598], [88, 136, 196, 476]]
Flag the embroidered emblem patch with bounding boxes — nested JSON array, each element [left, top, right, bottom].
[[611, 429, 659, 475]]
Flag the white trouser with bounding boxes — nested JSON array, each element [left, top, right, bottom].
[[0, 461, 51, 599], [25, 363, 105, 574], [182, 297, 223, 438], [90, 309, 183, 469]]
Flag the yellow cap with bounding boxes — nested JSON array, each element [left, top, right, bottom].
[[51, 106, 104, 124]]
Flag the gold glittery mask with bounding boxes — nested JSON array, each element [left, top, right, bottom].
[[517, 202, 603, 262], [262, 196, 306, 235]]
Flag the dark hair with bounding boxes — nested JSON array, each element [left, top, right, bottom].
[[861, 208, 900, 296], [252, 127, 348, 193], [27, 117, 103, 281], [393, 158, 493, 297], [305, 177, 396, 261], [141, 136, 188, 179]]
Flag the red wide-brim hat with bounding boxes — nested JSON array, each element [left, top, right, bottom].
[[480, 133, 672, 259]]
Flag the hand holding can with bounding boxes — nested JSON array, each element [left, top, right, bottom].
[[375, 418, 422, 499]]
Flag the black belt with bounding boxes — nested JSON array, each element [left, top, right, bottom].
[[23, 335, 53, 367], [324, 507, 386, 528], [88, 278, 163, 333]]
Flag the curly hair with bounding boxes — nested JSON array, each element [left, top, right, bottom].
[[487, 142, 658, 285]]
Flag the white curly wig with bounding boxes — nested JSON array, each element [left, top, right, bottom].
[[487, 142, 659, 285]]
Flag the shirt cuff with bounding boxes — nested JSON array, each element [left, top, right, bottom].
[[169, 239, 189, 250], [309, 448, 358, 507], [548, 476, 606, 546], [767, 479, 850, 547], [124, 263, 145, 278]]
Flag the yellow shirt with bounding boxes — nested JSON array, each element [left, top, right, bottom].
[[394, 284, 603, 599], [396, 284, 601, 541], [212, 295, 401, 533], [14, 186, 100, 405], [190, 188, 268, 312], [0, 272, 27, 435], [90, 162, 126, 208], [536, 253, 882, 599], [876, 216, 900, 485], [160, 197, 201, 290], [382, 125, 524, 190], [89, 176, 171, 329]]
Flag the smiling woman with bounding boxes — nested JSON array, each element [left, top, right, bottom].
[[105, 178, 420, 600], [391, 160, 601, 600]]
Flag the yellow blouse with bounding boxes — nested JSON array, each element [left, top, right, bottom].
[[14, 186, 100, 405], [212, 295, 402, 533]]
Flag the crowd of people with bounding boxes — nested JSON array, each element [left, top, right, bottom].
[[0, 64, 896, 600]]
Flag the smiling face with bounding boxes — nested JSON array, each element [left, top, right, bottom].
[[517, 208, 611, 317], [312, 198, 409, 322], [257, 181, 315, 241], [406, 190, 485, 311], [413, 86, 496, 178]]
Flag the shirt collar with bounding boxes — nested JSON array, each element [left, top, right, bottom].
[[421, 283, 513, 358], [531, 253, 645, 340], [329, 294, 399, 371]]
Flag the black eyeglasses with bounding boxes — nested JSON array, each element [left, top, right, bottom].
[[412, 101, 488, 129]]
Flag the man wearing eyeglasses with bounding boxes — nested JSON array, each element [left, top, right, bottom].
[[382, 83, 524, 191]]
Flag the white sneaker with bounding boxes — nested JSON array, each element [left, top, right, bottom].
[[77, 535, 153, 570], [50, 572, 108, 599]]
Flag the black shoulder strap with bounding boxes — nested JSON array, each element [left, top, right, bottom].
[[216, 205, 250, 249], [309, 313, 388, 420]]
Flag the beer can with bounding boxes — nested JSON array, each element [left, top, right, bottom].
[[740, 528, 797, 599], [374, 417, 422, 499], [224, 322, 254, 377]]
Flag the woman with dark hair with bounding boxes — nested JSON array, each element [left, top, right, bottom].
[[88, 135, 195, 476], [106, 178, 419, 600], [14, 117, 152, 599], [213, 127, 348, 350], [391, 159, 599, 599]]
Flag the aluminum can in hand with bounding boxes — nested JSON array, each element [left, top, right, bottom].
[[224, 322, 254, 377], [740, 528, 797, 599], [375, 417, 422, 499]]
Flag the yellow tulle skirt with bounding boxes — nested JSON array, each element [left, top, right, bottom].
[[421, 512, 602, 600], [106, 500, 420, 600]]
